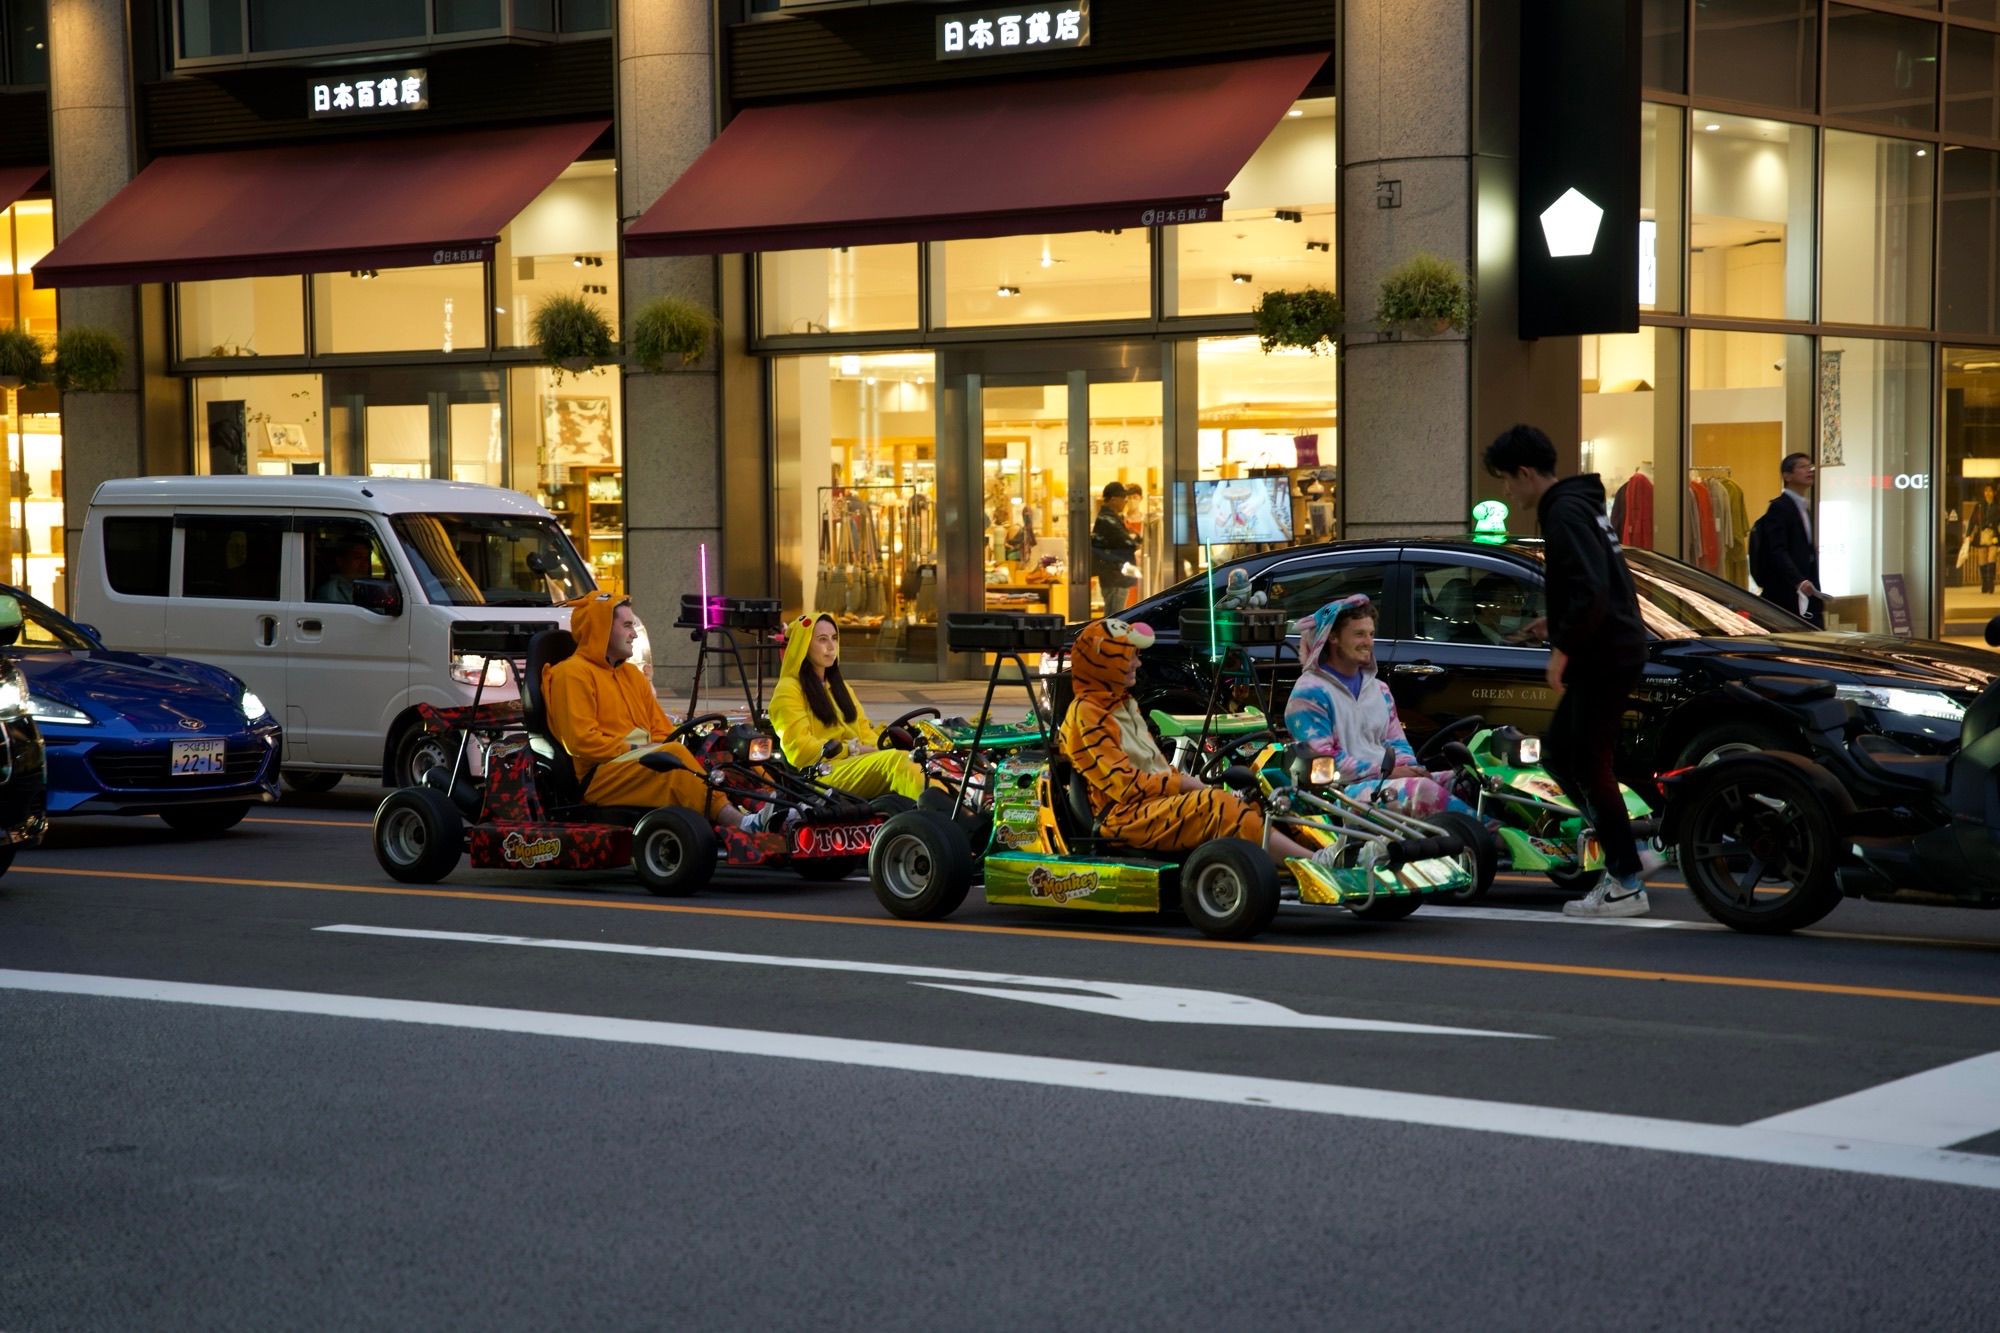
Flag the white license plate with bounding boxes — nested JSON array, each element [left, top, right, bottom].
[[170, 740, 226, 776]]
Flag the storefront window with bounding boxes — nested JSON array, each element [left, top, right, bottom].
[[1942, 348, 2000, 641], [1, 197, 59, 608], [1823, 130, 1934, 328], [507, 364, 625, 594], [937, 229, 1150, 327], [4, 0, 48, 85], [1692, 0, 1816, 112], [1827, 5, 1938, 131], [494, 160, 619, 348], [1172, 96, 1335, 317], [177, 277, 306, 359], [191, 373, 327, 476], [436, 0, 503, 33], [559, 0, 611, 29], [1944, 26, 2000, 143], [758, 245, 920, 336], [1690, 113, 1816, 322], [1688, 329, 1814, 590], [5, 198, 53, 339], [1581, 327, 1684, 556], [1086, 381, 1166, 614], [1196, 335, 1338, 552], [772, 352, 936, 663], [1643, 0, 1686, 94], [1642, 103, 1684, 313], [1952, 2, 2000, 22], [311, 263, 487, 355], [1816, 337, 1931, 635], [1941, 146, 2000, 336], [248, 0, 426, 51], [180, 0, 242, 58]]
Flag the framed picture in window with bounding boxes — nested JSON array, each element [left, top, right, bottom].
[[265, 422, 314, 457], [542, 395, 615, 467]]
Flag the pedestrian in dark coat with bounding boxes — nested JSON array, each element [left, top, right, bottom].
[[1750, 452, 1823, 629]]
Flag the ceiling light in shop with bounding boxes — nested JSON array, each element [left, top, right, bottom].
[[494, 306, 506, 315], [1287, 108, 1303, 118], [996, 285, 1021, 297], [1231, 273, 1253, 284], [1703, 123, 1720, 132], [865, 376, 877, 386], [1305, 240, 1330, 253], [839, 355, 862, 376], [1916, 149, 1927, 157]]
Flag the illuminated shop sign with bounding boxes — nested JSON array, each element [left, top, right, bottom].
[[937, 3, 1089, 61], [309, 68, 429, 118]]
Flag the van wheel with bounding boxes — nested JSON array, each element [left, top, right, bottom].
[[160, 803, 251, 836], [282, 769, 342, 795], [391, 724, 454, 790]]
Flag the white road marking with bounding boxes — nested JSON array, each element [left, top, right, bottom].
[[6, 968, 1997, 1191], [1421, 905, 1716, 931], [1747, 1051, 2000, 1149], [313, 925, 1536, 1037]]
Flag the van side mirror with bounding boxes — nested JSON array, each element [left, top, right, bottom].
[[353, 577, 403, 617]]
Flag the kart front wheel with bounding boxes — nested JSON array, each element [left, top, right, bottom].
[[634, 807, 718, 897], [1546, 865, 1603, 895], [870, 811, 975, 920], [1425, 811, 1497, 901], [1180, 838, 1279, 940], [373, 788, 463, 884], [1675, 760, 1841, 934]]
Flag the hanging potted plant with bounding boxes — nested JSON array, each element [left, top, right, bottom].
[[628, 294, 717, 372], [0, 326, 46, 391], [52, 325, 126, 393], [1252, 286, 1343, 355], [1374, 251, 1475, 337], [531, 293, 616, 381]]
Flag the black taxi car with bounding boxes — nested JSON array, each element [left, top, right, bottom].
[[1109, 538, 1993, 785], [0, 607, 49, 873]]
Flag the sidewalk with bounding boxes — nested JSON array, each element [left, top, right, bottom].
[[657, 672, 1040, 723]]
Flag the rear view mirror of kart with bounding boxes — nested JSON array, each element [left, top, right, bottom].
[[639, 750, 687, 774]]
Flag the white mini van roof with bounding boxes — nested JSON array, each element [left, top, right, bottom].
[[90, 475, 553, 519]]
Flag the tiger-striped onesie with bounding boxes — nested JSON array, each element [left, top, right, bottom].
[[1059, 618, 1264, 852]]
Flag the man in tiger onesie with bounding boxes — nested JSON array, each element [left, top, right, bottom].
[[1060, 617, 1333, 867]]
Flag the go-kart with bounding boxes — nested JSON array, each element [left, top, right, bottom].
[[371, 627, 896, 895], [1657, 617, 2000, 933], [1416, 716, 1657, 899]]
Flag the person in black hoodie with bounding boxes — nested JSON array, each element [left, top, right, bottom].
[[1483, 424, 1664, 918], [1091, 482, 1143, 613]]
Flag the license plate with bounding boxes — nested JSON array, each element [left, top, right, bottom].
[[170, 739, 226, 776], [794, 823, 877, 857]]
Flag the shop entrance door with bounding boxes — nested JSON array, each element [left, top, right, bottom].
[[325, 368, 504, 482], [936, 343, 1169, 675]]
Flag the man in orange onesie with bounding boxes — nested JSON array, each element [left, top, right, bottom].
[[544, 593, 766, 832]]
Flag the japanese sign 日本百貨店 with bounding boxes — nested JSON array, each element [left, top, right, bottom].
[[309, 69, 429, 118], [937, 3, 1089, 61]]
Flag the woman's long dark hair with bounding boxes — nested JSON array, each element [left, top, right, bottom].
[[798, 614, 859, 726]]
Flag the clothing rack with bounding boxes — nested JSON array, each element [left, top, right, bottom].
[[1690, 465, 1732, 475]]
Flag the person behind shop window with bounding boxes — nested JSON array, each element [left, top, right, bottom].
[[1970, 483, 2000, 596], [769, 614, 928, 802], [1091, 482, 1142, 613], [1749, 452, 1824, 628], [312, 539, 373, 604], [1483, 423, 1664, 918]]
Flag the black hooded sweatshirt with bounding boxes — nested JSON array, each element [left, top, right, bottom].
[[1536, 474, 1647, 676]]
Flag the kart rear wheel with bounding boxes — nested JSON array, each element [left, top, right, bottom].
[[373, 789, 463, 883], [633, 807, 717, 897], [795, 855, 865, 882], [1426, 810, 1497, 901], [1675, 761, 1841, 934], [870, 810, 974, 920], [1180, 838, 1279, 940], [160, 802, 251, 836]]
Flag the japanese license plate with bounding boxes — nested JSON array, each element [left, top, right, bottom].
[[794, 823, 877, 857], [170, 739, 226, 776]]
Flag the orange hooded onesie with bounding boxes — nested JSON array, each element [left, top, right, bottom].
[[1058, 617, 1263, 852], [543, 594, 723, 819]]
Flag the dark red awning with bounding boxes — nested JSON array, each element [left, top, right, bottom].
[[625, 51, 1327, 257], [32, 121, 607, 288], [0, 166, 47, 213]]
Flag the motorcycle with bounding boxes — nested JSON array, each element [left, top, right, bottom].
[[1657, 615, 2000, 934]]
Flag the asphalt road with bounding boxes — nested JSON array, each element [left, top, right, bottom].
[[5, 784, 2000, 1330]]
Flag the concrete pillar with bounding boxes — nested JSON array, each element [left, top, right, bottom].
[[47, 0, 145, 588]]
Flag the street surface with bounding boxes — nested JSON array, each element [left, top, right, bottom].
[[6, 772, 2000, 1329]]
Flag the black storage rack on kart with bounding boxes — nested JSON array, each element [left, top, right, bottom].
[[937, 610, 1067, 818], [674, 594, 786, 719]]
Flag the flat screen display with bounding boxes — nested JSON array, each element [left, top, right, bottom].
[[1193, 477, 1293, 545]]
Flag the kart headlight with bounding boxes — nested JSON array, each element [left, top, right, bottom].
[[746, 736, 773, 763], [1835, 684, 1966, 723], [449, 653, 511, 688], [1309, 756, 1341, 786], [1037, 653, 1059, 677], [1513, 736, 1543, 766], [240, 691, 268, 722], [28, 691, 91, 725], [0, 670, 22, 717]]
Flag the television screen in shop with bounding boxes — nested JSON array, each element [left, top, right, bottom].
[[1193, 477, 1293, 545]]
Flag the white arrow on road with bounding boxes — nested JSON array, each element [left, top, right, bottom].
[[315, 925, 1542, 1038]]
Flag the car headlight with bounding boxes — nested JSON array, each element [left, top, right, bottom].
[[1835, 684, 1966, 723], [28, 691, 91, 725], [449, 653, 512, 688], [0, 671, 22, 717], [1309, 755, 1341, 786], [240, 691, 268, 722]]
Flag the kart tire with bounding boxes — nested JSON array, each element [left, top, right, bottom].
[[795, 855, 865, 882], [1349, 892, 1424, 922], [160, 802, 251, 836], [869, 793, 918, 816], [1674, 760, 1842, 934], [1180, 838, 1280, 940], [282, 769, 343, 795], [633, 807, 718, 897], [870, 810, 975, 920], [372, 788, 463, 884], [1675, 721, 1790, 770], [1546, 866, 1604, 894], [1426, 810, 1497, 901]]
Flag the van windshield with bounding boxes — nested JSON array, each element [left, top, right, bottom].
[[389, 514, 595, 607]]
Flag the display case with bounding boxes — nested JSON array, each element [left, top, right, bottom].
[[543, 465, 624, 595]]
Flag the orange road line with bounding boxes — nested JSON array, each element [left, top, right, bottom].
[[15, 864, 2000, 1010], [244, 817, 374, 829]]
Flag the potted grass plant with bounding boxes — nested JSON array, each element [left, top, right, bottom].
[[628, 294, 717, 372], [52, 325, 126, 393], [0, 325, 46, 391], [1375, 251, 1475, 337], [531, 293, 616, 381], [1251, 286, 1343, 355]]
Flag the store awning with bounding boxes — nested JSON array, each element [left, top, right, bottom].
[[31, 120, 608, 288], [625, 51, 1327, 257], [0, 166, 47, 213]]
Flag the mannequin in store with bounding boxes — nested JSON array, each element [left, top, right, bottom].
[[769, 614, 928, 801]]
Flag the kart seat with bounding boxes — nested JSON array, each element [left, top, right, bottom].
[[1045, 755, 1108, 846], [523, 628, 585, 806], [1851, 732, 1951, 792]]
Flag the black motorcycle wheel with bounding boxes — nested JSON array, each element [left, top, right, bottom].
[[1675, 721, 1790, 770], [1675, 762, 1841, 934], [1425, 810, 1497, 901]]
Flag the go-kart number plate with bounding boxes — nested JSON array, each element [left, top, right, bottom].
[[170, 739, 226, 776], [795, 823, 876, 857]]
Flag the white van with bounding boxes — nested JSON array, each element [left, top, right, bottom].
[[74, 476, 611, 792]]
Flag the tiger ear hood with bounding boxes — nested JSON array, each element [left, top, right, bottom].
[[1069, 618, 1154, 700]]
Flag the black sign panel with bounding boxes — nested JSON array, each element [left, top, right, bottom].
[[1518, 0, 1639, 340]]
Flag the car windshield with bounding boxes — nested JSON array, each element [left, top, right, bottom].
[[390, 514, 594, 607], [2, 593, 95, 651], [1536, 547, 1809, 639]]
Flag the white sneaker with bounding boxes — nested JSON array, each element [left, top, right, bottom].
[[1563, 882, 1650, 918], [1635, 845, 1670, 879]]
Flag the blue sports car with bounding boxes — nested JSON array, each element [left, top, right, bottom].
[[1, 585, 280, 833]]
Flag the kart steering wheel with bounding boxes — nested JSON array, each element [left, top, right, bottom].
[[667, 712, 731, 747], [1414, 715, 1484, 767], [880, 707, 942, 752], [1194, 730, 1279, 785]]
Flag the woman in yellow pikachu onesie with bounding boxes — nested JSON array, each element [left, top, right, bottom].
[[769, 614, 927, 802]]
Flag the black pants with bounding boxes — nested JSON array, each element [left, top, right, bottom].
[[1543, 658, 1644, 881]]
